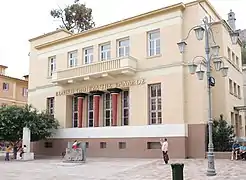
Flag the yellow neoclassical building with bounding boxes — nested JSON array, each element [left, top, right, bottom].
[[29, 0, 244, 158], [0, 65, 28, 106]]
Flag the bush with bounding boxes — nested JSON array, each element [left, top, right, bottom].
[[207, 114, 235, 152]]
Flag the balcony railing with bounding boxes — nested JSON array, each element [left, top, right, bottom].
[[52, 56, 137, 83]]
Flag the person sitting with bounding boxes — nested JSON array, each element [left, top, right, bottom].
[[239, 143, 246, 160], [231, 141, 240, 160], [20, 145, 27, 158]]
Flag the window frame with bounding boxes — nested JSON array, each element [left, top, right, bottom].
[[83, 47, 93, 64], [72, 96, 78, 128], [117, 38, 130, 57], [103, 93, 112, 126], [121, 90, 129, 126], [149, 83, 162, 125], [88, 95, 94, 127], [147, 30, 160, 57], [68, 50, 78, 68], [229, 79, 233, 94], [48, 56, 56, 76], [100, 43, 111, 61], [2, 83, 9, 91], [47, 97, 54, 116], [22, 88, 28, 97]]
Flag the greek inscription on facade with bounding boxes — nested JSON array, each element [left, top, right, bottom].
[[56, 79, 146, 96]]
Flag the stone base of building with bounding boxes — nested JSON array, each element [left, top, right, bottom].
[[31, 125, 205, 159]]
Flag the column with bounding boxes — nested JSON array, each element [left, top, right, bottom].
[[78, 97, 83, 128], [111, 93, 118, 126], [93, 95, 100, 127], [108, 88, 122, 126]]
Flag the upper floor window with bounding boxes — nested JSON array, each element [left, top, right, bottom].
[[83, 47, 93, 64], [3, 83, 9, 91], [229, 79, 233, 94], [117, 38, 129, 57], [148, 30, 160, 57], [22, 88, 28, 97], [233, 82, 237, 96], [237, 85, 241, 98], [236, 56, 239, 66], [232, 52, 235, 63], [227, 47, 231, 60], [68, 51, 78, 67], [100, 43, 110, 61], [47, 97, 54, 116], [149, 84, 162, 124], [48, 56, 56, 76]]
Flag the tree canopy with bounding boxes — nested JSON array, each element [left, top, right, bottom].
[[50, 0, 95, 33], [0, 105, 59, 143], [207, 114, 234, 152]]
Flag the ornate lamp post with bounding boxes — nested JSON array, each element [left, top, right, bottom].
[[177, 16, 239, 176]]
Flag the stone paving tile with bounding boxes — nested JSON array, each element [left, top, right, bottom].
[[1, 158, 246, 179]]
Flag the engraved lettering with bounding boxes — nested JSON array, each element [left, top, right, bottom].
[[55, 79, 146, 96]]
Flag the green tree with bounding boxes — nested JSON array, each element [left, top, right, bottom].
[[0, 105, 59, 143], [50, 0, 95, 33], [207, 114, 234, 152]]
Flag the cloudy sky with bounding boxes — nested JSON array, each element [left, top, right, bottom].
[[0, 0, 244, 79]]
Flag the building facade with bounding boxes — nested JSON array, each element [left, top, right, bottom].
[[29, 0, 244, 158], [0, 65, 28, 106]]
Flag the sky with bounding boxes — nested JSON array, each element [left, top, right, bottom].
[[0, 0, 245, 79]]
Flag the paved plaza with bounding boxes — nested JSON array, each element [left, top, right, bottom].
[[0, 157, 246, 179]]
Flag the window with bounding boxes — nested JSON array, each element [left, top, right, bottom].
[[47, 97, 54, 116], [22, 88, 28, 97], [117, 38, 129, 57], [48, 56, 56, 76], [68, 51, 78, 67], [232, 52, 235, 63], [236, 56, 239, 66], [2, 83, 9, 91], [229, 79, 233, 94], [227, 47, 231, 60], [72, 96, 78, 128], [88, 95, 94, 127], [1, 103, 7, 107], [231, 112, 234, 125], [147, 142, 160, 149], [122, 90, 129, 125], [86, 142, 89, 148], [148, 30, 160, 56], [100, 43, 111, 61], [103, 93, 112, 126], [149, 84, 162, 124], [237, 85, 241, 98], [83, 47, 93, 64], [44, 142, 53, 148], [100, 142, 106, 149], [118, 142, 126, 149], [233, 82, 237, 96]]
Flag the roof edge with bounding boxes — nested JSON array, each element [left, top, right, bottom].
[[0, 74, 29, 83], [35, 2, 186, 50], [29, 28, 73, 42], [213, 20, 243, 46]]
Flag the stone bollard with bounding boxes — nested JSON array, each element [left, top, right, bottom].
[[171, 163, 184, 180]]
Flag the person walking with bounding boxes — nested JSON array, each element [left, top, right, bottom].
[[5, 145, 11, 161], [160, 138, 169, 164]]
